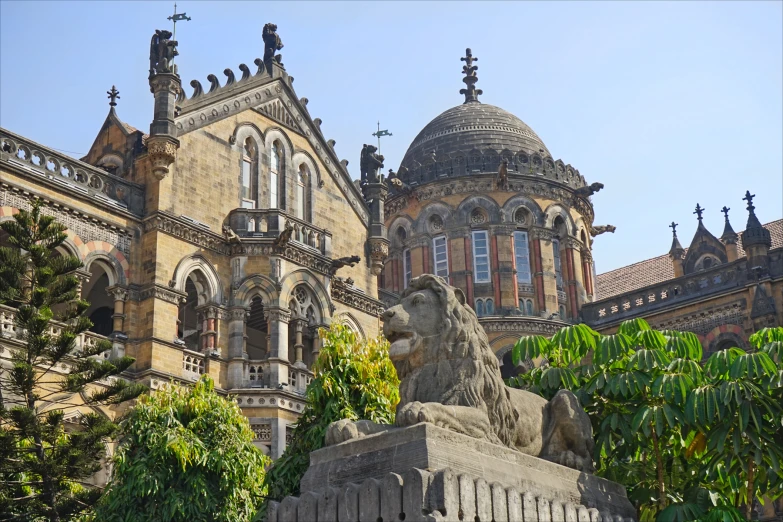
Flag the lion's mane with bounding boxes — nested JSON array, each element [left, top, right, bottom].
[[394, 275, 519, 447]]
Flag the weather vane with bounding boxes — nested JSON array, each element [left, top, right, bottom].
[[168, 2, 191, 41], [372, 121, 392, 155]]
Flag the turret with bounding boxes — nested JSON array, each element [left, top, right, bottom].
[[668, 221, 685, 278], [740, 191, 771, 274], [720, 205, 739, 262], [147, 29, 181, 180], [360, 145, 389, 275]]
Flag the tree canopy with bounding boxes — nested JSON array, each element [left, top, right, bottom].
[[96, 375, 269, 522], [510, 320, 783, 522], [0, 201, 145, 522], [261, 323, 399, 509]]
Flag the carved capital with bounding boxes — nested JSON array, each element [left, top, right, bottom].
[[227, 307, 249, 322], [368, 237, 390, 276], [562, 238, 583, 250], [138, 283, 187, 305], [106, 285, 129, 302], [149, 73, 182, 96], [146, 136, 180, 180], [529, 228, 554, 241], [264, 307, 291, 324]]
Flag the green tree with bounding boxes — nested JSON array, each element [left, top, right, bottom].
[[261, 323, 399, 508], [0, 202, 145, 522], [96, 375, 270, 522], [510, 320, 783, 521], [95, 375, 269, 522]]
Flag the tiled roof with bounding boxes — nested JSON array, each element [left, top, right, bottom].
[[595, 219, 783, 301]]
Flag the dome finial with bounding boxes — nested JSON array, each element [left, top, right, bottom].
[[459, 48, 482, 104]]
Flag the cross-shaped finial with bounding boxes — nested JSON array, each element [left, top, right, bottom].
[[107, 85, 120, 107], [721, 206, 730, 220], [743, 190, 755, 211], [459, 48, 482, 104], [669, 221, 678, 236], [693, 203, 704, 222]]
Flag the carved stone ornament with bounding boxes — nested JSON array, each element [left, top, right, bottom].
[[146, 136, 180, 180], [138, 283, 187, 305], [149, 74, 182, 96], [264, 307, 291, 324], [331, 278, 385, 317], [368, 238, 390, 276]]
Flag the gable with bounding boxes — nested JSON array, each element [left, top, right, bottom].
[[174, 70, 367, 224]]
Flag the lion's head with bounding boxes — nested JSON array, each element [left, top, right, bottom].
[[382, 275, 517, 445]]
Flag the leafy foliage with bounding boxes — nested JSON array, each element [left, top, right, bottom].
[[0, 202, 146, 522], [95, 376, 269, 522], [508, 320, 783, 521], [260, 324, 399, 510]]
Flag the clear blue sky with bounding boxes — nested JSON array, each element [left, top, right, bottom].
[[1, 1, 781, 273]]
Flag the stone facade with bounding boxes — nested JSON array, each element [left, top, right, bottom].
[[0, 29, 384, 462]]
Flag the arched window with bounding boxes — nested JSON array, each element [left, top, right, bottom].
[[558, 304, 566, 319], [526, 299, 534, 316], [552, 239, 563, 289], [475, 299, 485, 317], [246, 296, 267, 360], [270, 142, 281, 209], [485, 298, 494, 315], [241, 138, 258, 208], [296, 164, 309, 221], [178, 277, 202, 351], [82, 262, 114, 336], [432, 235, 448, 278]]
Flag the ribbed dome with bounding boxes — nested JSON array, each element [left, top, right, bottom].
[[400, 102, 550, 170]]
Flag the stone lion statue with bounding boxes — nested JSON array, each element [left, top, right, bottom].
[[326, 274, 595, 472]]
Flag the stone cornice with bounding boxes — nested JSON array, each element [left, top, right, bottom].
[[386, 174, 594, 225], [479, 317, 568, 336], [0, 183, 136, 256], [331, 279, 385, 317], [232, 243, 334, 276], [137, 283, 187, 305], [143, 211, 228, 254]]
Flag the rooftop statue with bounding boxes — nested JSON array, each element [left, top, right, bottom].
[[360, 144, 385, 186], [327, 274, 596, 472], [149, 29, 179, 77], [262, 23, 284, 67]]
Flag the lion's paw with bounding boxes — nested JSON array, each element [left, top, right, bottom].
[[325, 419, 361, 446], [552, 450, 594, 473], [397, 401, 438, 427]]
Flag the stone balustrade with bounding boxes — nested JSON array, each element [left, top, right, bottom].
[[268, 467, 635, 522], [582, 258, 771, 328], [227, 208, 332, 256], [0, 304, 112, 356], [0, 128, 145, 216]]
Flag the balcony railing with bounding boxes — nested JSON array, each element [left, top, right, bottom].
[[227, 208, 332, 256], [0, 128, 145, 216], [0, 304, 112, 355]]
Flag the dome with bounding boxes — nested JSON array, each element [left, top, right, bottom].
[[399, 102, 550, 171]]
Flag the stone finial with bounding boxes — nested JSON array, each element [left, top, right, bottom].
[[460, 48, 483, 104], [720, 205, 738, 243], [741, 190, 771, 249], [693, 203, 705, 223], [669, 221, 684, 257], [107, 85, 120, 108]]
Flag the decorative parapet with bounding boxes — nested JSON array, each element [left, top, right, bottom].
[[331, 278, 385, 317], [582, 257, 772, 328], [479, 316, 568, 336], [0, 128, 145, 216], [269, 467, 634, 522]]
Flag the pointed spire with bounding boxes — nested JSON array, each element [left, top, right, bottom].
[[459, 48, 482, 104], [720, 205, 737, 243], [741, 190, 771, 248], [693, 203, 705, 224], [668, 221, 684, 256], [107, 85, 120, 109]]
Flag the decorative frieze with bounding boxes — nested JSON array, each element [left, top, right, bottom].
[[138, 283, 187, 305], [331, 278, 385, 317], [143, 212, 227, 254], [479, 317, 565, 335], [0, 184, 134, 255], [652, 302, 746, 336]]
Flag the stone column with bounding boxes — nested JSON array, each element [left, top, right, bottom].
[[531, 228, 557, 316], [227, 307, 248, 389], [562, 238, 586, 320], [293, 319, 306, 369], [106, 285, 128, 359], [310, 325, 323, 363], [147, 73, 181, 180], [265, 307, 290, 388], [581, 250, 594, 301], [492, 226, 516, 311], [196, 305, 218, 353]]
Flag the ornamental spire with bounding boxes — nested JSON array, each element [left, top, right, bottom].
[[107, 85, 120, 108], [693, 203, 705, 223], [459, 48, 482, 104], [720, 205, 738, 243], [668, 221, 684, 256]]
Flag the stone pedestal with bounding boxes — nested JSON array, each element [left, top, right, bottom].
[[270, 423, 637, 521]]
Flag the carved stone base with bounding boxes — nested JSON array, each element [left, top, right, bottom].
[[272, 423, 636, 521], [146, 136, 180, 180], [368, 237, 389, 276]]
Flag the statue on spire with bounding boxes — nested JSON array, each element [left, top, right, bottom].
[[460, 48, 482, 104], [149, 29, 179, 77], [262, 23, 284, 69]]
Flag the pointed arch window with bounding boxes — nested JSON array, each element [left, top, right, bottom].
[[270, 142, 281, 209], [241, 138, 258, 209], [296, 164, 310, 221]]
